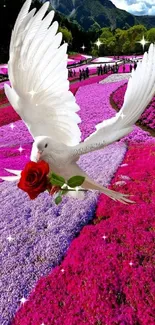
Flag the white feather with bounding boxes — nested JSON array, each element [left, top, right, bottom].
[[0, 169, 21, 181], [73, 43, 155, 156], [4, 169, 22, 176], [3, 0, 155, 205], [5, 0, 81, 146], [0, 176, 20, 181]]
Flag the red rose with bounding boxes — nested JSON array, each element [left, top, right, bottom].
[[18, 160, 50, 199]]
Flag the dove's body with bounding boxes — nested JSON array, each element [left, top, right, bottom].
[[30, 136, 134, 203], [2, 0, 155, 204]]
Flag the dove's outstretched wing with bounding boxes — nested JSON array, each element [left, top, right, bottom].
[[4, 0, 81, 146], [73, 43, 155, 157]]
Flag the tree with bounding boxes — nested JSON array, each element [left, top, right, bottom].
[[59, 27, 73, 44], [122, 40, 131, 54], [100, 27, 113, 39], [107, 37, 116, 54], [147, 28, 155, 43], [127, 25, 147, 50]]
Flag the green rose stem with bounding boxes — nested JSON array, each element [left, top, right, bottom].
[[61, 188, 88, 192]]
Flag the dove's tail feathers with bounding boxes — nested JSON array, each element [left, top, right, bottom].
[[66, 163, 134, 204], [82, 178, 135, 204], [4, 84, 20, 112]]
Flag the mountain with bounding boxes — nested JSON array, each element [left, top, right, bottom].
[[48, 0, 155, 31]]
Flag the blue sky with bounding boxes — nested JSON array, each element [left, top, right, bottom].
[[111, 0, 155, 15]]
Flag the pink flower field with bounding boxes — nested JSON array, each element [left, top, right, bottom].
[[69, 73, 111, 95], [0, 64, 8, 75], [0, 74, 155, 325], [111, 83, 155, 130]]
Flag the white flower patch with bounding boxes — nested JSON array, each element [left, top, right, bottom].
[[114, 181, 126, 186]]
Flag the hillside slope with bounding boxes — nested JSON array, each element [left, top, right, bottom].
[[49, 0, 155, 31]]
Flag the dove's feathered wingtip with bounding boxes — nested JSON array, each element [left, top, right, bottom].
[[0, 169, 22, 181], [0, 176, 20, 181], [4, 168, 22, 176], [7, 0, 81, 147], [4, 83, 11, 94]]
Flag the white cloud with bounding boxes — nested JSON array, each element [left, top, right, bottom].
[[111, 0, 155, 15], [127, 2, 148, 15], [148, 6, 155, 15], [111, 0, 129, 11]]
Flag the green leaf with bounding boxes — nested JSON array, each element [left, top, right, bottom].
[[50, 173, 65, 187], [55, 195, 62, 205], [67, 175, 85, 188]]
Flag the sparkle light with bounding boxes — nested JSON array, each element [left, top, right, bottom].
[[95, 39, 102, 48], [7, 235, 14, 242], [102, 235, 107, 240], [81, 44, 86, 51], [28, 89, 37, 97], [61, 269, 65, 273], [129, 261, 133, 266], [18, 146, 24, 153], [137, 36, 149, 50], [10, 123, 15, 130], [20, 297, 27, 304], [120, 113, 125, 119]]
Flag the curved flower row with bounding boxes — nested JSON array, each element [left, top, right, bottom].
[[69, 73, 111, 95], [76, 82, 153, 143], [111, 83, 155, 130], [0, 145, 126, 325], [0, 105, 21, 127], [0, 88, 9, 106], [11, 143, 155, 325], [0, 80, 127, 324], [1, 76, 154, 324]]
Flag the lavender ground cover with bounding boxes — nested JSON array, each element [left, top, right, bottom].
[[0, 142, 126, 325], [0, 80, 129, 324], [1, 78, 153, 324]]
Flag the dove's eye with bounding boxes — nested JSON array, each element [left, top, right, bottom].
[[45, 143, 48, 148]]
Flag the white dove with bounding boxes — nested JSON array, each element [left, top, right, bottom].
[[1, 0, 155, 204]]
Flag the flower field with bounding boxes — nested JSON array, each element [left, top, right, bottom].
[[0, 73, 155, 325], [111, 83, 155, 130], [0, 64, 8, 75], [69, 73, 111, 95], [68, 54, 92, 66]]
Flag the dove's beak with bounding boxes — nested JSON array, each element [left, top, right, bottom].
[[37, 150, 43, 161]]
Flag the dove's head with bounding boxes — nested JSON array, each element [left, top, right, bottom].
[[34, 136, 52, 161]]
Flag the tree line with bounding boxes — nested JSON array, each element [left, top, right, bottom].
[[0, 0, 155, 63]]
